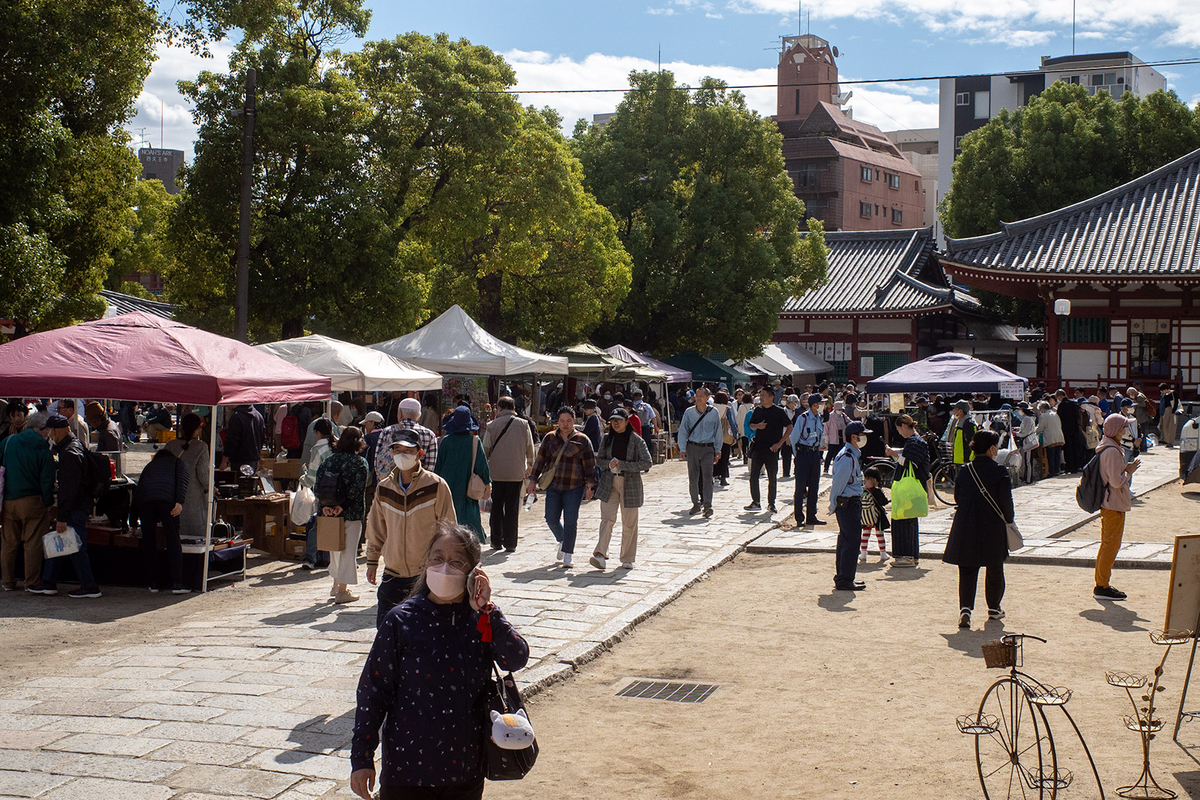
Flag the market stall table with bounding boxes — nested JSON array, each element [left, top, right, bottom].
[[215, 494, 290, 557]]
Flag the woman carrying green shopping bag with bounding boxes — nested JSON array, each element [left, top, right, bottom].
[[886, 414, 936, 568]]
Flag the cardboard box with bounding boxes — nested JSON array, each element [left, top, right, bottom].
[[316, 516, 346, 551], [271, 459, 303, 480], [283, 539, 306, 559], [112, 533, 139, 548]]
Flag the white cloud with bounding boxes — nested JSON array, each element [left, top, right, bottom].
[[706, 12, 724, 18], [503, 50, 938, 133], [646, 6, 676, 15], [723, 0, 1200, 48], [124, 40, 235, 160]]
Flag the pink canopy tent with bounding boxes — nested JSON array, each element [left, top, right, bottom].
[[0, 312, 330, 404], [0, 312, 332, 591]]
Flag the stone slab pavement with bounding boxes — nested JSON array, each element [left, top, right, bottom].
[[752, 443, 1183, 569], [0, 458, 781, 800]]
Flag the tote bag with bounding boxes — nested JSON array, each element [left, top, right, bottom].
[[890, 461, 929, 519]]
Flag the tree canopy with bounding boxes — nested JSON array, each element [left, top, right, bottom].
[[0, 0, 158, 333], [941, 84, 1200, 326], [572, 70, 826, 361], [168, 26, 631, 345]]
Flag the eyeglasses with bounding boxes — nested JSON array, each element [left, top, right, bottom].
[[427, 556, 469, 572]]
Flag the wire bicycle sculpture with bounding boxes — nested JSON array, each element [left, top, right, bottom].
[[957, 633, 1104, 799]]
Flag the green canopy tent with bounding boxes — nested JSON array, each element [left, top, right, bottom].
[[660, 352, 754, 385]]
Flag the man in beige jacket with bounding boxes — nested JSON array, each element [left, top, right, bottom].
[[482, 396, 536, 552], [365, 429, 456, 628]]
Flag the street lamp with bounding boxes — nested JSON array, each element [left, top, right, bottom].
[[1054, 298, 1071, 390]]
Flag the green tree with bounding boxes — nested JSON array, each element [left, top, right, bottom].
[[941, 84, 1200, 326], [572, 70, 826, 360], [0, 0, 158, 333], [110, 179, 178, 291]]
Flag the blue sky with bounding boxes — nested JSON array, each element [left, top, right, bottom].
[[128, 0, 1200, 158]]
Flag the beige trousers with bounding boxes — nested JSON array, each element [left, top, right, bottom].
[[595, 475, 639, 564], [2, 495, 49, 587]]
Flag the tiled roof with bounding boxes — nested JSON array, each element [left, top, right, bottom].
[[943, 147, 1200, 277], [99, 290, 175, 320], [782, 227, 978, 315]]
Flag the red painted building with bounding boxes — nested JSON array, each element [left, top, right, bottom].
[[941, 148, 1200, 397], [774, 34, 924, 231]]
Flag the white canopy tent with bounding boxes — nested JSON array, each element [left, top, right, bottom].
[[768, 342, 835, 375], [370, 305, 569, 376], [256, 334, 443, 392]]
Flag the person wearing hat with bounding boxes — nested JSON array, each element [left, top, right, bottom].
[[21, 416, 102, 598], [589, 408, 653, 571], [789, 393, 828, 528], [0, 407, 55, 591], [912, 396, 931, 433], [947, 400, 978, 466], [366, 429, 457, 627], [482, 396, 536, 553], [676, 386, 723, 518], [434, 407, 491, 543], [580, 399, 603, 452], [374, 398, 438, 482], [829, 421, 868, 591]]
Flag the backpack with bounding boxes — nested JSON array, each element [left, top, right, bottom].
[[633, 401, 652, 432], [82, 448, 113, 499], [281, 413, 302, 451], [720, 408, 736, 446], [315, 460, 345, 508], [1076, 451, 1110, 513]]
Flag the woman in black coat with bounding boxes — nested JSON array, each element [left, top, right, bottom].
[[943, 430, 1014, 629]]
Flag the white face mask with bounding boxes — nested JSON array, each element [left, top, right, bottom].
[[394, 452, 419, 470], [604, 394, 612, 401], [426, 564, 467, 599]]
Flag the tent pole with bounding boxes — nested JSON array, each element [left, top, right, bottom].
[[201, 404, 218, 593]]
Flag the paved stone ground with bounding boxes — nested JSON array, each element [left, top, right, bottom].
[[0, 448, 1180, 799], [752, 444, 1182, 568]]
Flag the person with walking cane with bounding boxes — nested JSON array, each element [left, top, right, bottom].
[[830, 421, 867, 591]]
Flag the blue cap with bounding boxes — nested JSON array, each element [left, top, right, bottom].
[[808, 393, 824, 406], [845, 421, 866, 437], [1120, 398, 1134, 407], [999, 403, 1012, 411]]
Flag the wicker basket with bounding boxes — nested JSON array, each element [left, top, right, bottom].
[[982, 639, 1018, 669]]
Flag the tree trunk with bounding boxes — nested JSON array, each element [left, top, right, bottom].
[[281, 317, 304, 340], [476, 272, 506, 341]]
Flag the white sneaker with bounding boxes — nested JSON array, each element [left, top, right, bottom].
[[620, 562, 634, 569], [858, 552, 868, 563], [562, 553, 573, 567], [589, 554, 606, 570], [879, 551, 891, 564]]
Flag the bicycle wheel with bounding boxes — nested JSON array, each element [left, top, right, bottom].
[[874, 461, 896, 488], [932, 462, 957, 506], [976, 677, 1058, 799]]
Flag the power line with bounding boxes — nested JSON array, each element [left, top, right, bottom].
[[444, 56, 1200, 96]]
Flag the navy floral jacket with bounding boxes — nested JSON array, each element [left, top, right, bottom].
[[351, 593, 529, 785]]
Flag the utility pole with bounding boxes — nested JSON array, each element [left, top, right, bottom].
[[234, 68, 256, 343]]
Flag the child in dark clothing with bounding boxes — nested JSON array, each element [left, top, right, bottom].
[[859, 467, 890, 563]]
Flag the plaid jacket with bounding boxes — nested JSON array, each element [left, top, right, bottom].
[[374, 420, 439, 481], [532, 430, 597, 492], [594, 432, 652, 508]]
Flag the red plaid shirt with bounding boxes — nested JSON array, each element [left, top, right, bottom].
[[532, 430, 597, 492]]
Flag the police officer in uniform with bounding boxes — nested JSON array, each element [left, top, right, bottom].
[[789, 392, 827, 529], [830, 421, 867, 591]]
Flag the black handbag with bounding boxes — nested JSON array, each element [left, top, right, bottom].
[[483, 661, 538, 780]]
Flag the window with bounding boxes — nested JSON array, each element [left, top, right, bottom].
[[861, 352, 908, 378], [795, 89, 800, 115], [954, 135, 965, 151], [974, 90, 990, 120], [892, 209, 903, 224], [1059, 318, 1109, 344], [830, 360, 850, 383], [955, 92, 970, 106], [796, 164, 819, 188], [914, 180, 919, 191], [860, 166, 872, 182], [1091, 73, 1105, 86], [860, 201, 872, 218], [1068, 75, 1080, 84], [888, 173, 900, 189], [1130, 332, 1171, 377]]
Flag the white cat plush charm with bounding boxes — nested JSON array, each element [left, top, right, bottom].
[[490, 709, 535, 750]]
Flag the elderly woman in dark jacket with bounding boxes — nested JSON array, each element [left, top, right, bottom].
[[943, 430, 1014, 630], [588, 408, 653, 571]]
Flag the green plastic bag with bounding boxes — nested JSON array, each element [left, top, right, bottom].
[[890, 461, 929, 519]]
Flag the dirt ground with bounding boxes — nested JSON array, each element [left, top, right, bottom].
[[492, 553, 1200, 800], [1062, 479, 1200, 544]]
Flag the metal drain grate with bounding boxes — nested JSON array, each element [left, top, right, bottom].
[[616, 680, 718, 703]]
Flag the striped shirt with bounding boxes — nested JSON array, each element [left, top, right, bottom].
[[374, 420, 439, 480]]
